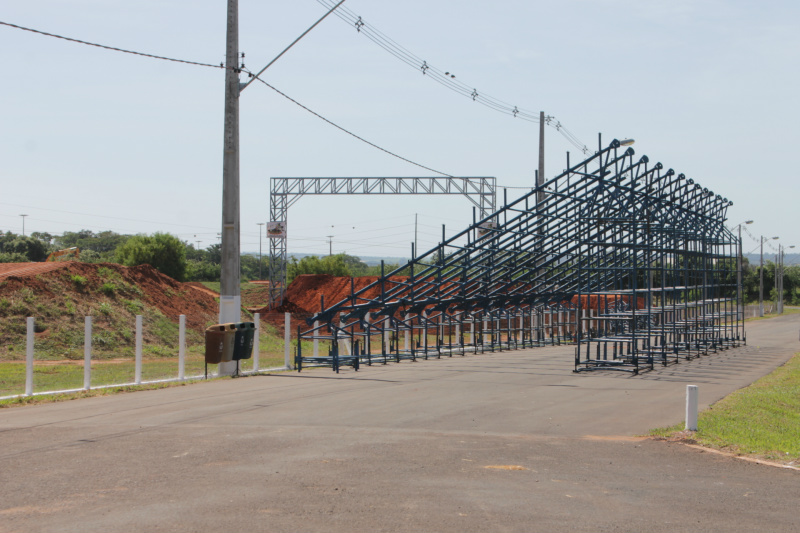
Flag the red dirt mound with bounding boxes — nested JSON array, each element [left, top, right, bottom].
[[0, 262, 219, 331]]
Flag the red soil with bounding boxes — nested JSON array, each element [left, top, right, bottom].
[[0, 262, 219, 332]]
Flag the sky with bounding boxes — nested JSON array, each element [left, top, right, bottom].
[[1, 0, 798, 262]]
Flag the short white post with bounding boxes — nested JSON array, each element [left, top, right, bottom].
[[518, 314, 523, 343], [404, 314, 410, 352], [284, 312, 292, 370], [25, 317, 34, 396], [455, 313, 461, 344], [384, 317, 390, 354], [253, 313, 260, 372], [313, 320, 319, 357], [685, 385, 699, 431], [83, 316, 92, 390], [178, 314, 186, 380], [470, 320, 475, 345], [135, 315, 143, 384]]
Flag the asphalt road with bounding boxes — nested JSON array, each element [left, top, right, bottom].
[[1, 314, 798, 532]]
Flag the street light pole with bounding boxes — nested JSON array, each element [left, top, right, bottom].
[[20, 214, 28, 236], [735, 220, 753, 325], [760, 236, 779, 317], [257, 222, 265, 280]]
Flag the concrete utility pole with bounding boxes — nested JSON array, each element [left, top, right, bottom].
[[20, 214, 28, 236], [327, 235, 334, 256], [218, 0, 240, 376]]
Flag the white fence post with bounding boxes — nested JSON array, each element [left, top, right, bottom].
[[25, 317, 34, 396], [178, 314, 186, 380], [135, 315, 143, 385], [313, 320, 320, 357], [284, 312, 292, 370], [404, 314, 410, 352], [84, 316, 92, 390], [685, 385, 699, 431], [253, 313, 260, 372]]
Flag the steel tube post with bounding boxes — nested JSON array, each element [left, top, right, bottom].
[[25, 317, 34, 396], [219, 0, 241, 376], [135, 315, 143, 384], [178, 314, 186, 380], [84, 316, 92, 390]]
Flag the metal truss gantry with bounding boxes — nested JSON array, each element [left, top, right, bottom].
[[294, 140, 743, 375], [267, 176, 497, 308]]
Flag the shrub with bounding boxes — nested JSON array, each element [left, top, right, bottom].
[[100, 282, 117, 296], [71, 275, 88, 289]]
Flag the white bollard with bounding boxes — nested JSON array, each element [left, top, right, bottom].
[[470, 320, 475, 346], [135, 315, 143, 384], [404, 314, 410, 352], [84, 316, 92, 390], [25, 317, 34, 396], [178, 314, 186, 380], [313, 320, 319, 357], [384, 317, 390, 354], [253, 313, 260, 372], [284, 312, 292, 370], [685, 385, 699, 431]]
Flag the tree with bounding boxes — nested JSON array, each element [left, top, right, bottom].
[[0, 232, 49, 261], [115, 233, 187, 281]]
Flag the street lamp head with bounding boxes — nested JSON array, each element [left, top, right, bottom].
[[745, 220, 754, 224], [619, 139, 635, 146], [772, 236, 779, 240]]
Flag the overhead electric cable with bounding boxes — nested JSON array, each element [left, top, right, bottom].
[[246, 72, 454, 177], [0, 20, 224, 69], [314, 0, 591, 154], [0, 19, 455, 179]]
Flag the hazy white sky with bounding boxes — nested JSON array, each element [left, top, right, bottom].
[[1, 0, 798, 260]]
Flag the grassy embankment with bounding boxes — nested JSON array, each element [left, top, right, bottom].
[[651, 351, 800, 464], [0, 272, 315, 402]]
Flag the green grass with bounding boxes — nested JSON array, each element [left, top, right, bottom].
[[651, 352, 800, 463]]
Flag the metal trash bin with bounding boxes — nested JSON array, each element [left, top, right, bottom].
[[205, 323, 237, 364], [232, 321, 256, 361]]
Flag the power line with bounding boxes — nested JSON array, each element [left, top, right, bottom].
[[315, 0, 591, 154], [0, 20, 224, 70], [1, 19, 458, 187], [246, 73, 455, 177]]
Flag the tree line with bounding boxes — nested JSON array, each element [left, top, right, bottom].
[[0, 230, 397, 284]]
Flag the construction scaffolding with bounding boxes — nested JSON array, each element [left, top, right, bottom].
[[294, 139, 743, 374]]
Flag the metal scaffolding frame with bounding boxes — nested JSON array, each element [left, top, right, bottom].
[[293, 140, 743, 374], [267, 176, 497, 308]]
